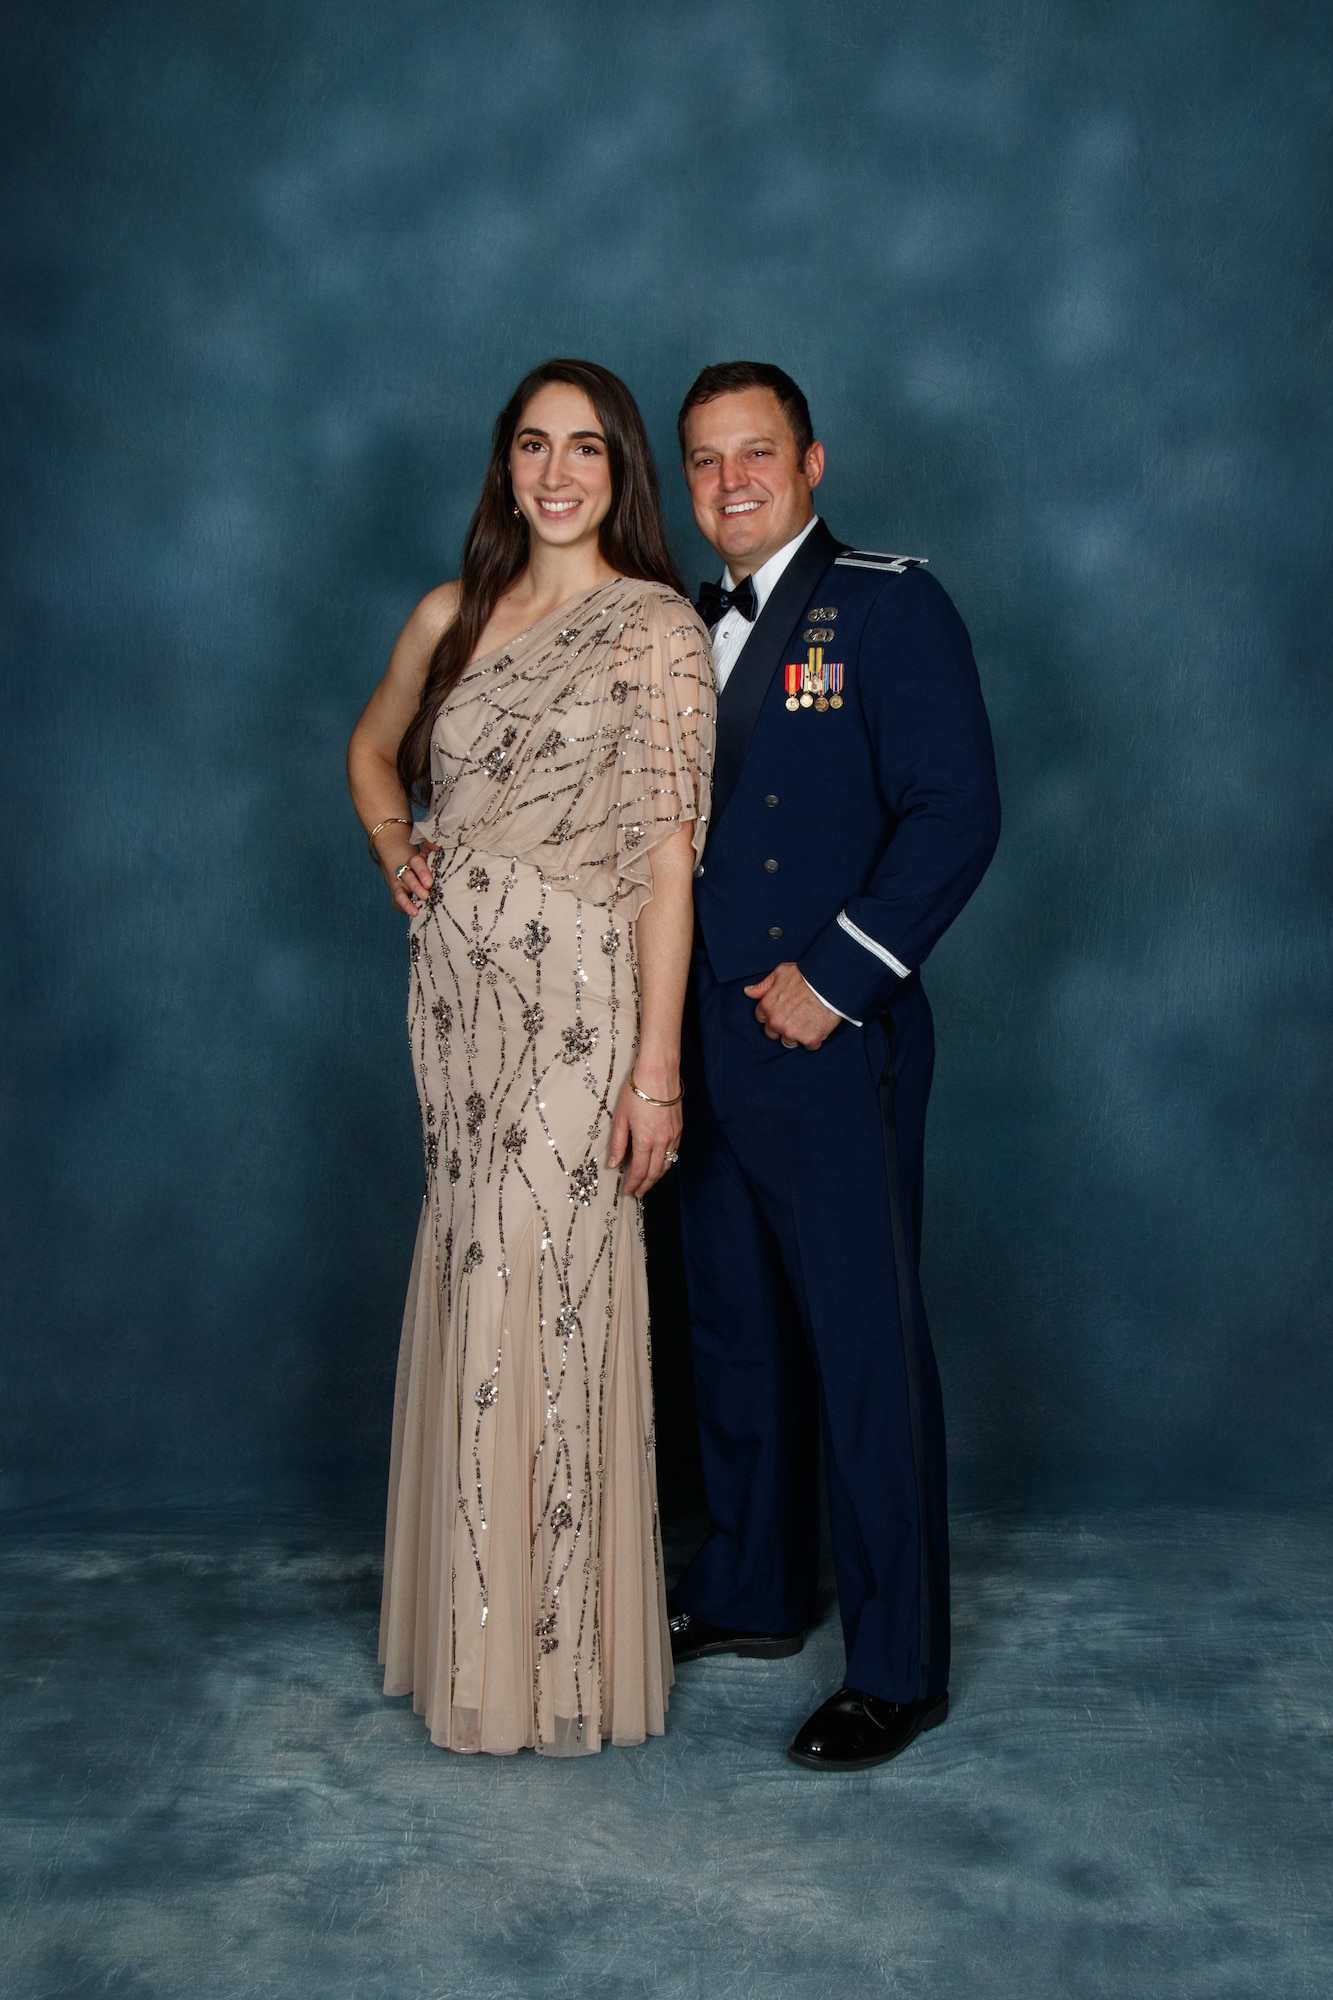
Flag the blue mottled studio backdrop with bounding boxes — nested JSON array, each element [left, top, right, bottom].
[[2, 0, 1330, 1514]]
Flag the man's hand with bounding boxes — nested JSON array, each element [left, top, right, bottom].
[[744, 962, 842, 1050]]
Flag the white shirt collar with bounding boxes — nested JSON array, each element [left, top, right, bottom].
[[722, 514, 820, 614]]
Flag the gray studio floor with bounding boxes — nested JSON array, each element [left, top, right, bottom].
[[2, 1508, 1329, 2000]]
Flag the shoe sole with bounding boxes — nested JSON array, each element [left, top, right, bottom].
[[674, 1633, 806, 1665], [785, 1692, 950, 1771]]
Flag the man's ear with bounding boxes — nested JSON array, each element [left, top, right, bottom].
[[804, 441, 826, 490]]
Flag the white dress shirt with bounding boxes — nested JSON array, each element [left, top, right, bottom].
[[702, 515, 863, 1026], [708, 515, 821, 692]]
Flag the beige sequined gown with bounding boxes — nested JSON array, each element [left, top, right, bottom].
[[379, 578, 715, 1755]]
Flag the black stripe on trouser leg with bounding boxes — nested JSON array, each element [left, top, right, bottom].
[[876, 1016, 933, 1703]]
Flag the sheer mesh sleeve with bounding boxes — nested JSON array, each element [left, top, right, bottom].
[[606, 590, 715, 917], [415, 580, 715, 917]]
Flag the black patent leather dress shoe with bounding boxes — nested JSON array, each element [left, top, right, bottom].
[[669, 1609, 805, 1666], [787, 1686, 949, 1770]]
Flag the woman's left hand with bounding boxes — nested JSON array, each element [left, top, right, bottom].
[[609, 1077, 683, 1199]]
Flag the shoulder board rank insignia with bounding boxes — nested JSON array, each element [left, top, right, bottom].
[[834, 551, 928, 573]]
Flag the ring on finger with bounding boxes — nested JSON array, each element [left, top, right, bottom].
[[665, 1151, 679, 1165], [394, 862, 411, 882], [781, 1038, 797, 1048]]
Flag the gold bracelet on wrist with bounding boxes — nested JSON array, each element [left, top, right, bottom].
[[367, 816, 413, 863], [629, 1070, 684, 1108]]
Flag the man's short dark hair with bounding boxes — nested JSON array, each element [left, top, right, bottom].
[[677, 361, 815, 460]]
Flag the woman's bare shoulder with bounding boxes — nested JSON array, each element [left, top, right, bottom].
[[409, 579, 461, 641], [379, 580, 461, 698]]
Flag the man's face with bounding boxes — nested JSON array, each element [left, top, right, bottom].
[[683, 387, 825, 578]]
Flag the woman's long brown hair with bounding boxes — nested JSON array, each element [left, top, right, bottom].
[[397, 359, 685, 802]]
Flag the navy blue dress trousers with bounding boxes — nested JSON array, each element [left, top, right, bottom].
[[674, 521, 1000, 1705]]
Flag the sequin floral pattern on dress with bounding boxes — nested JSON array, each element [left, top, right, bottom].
[[379, 578, 715, 1756]]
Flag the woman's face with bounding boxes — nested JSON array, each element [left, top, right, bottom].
[[510, 382, 614, 551]]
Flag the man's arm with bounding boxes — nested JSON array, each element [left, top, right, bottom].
[[796, 567, 1000, 1024]]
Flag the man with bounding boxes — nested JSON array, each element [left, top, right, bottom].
[[669, 361, 1000, 1770]]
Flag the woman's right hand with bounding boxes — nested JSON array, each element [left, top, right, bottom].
[[378, 833, 437, 917]]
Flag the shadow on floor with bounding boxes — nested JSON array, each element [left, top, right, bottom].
[[1, 1507, 1329, 1999]]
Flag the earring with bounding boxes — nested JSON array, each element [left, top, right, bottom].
[[513, 506, 520, 517]]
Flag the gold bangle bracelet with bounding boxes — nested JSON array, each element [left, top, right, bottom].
[[367, 816, 413, 863], [629, 1070, 683, 1108]]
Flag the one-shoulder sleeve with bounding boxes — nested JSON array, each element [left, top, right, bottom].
[[418, 583, 715, 918], [608, 590, 716, 916]]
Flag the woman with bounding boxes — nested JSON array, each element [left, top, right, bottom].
[[346, 360, 714, 1755]]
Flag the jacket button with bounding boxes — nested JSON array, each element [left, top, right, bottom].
[[768, 926, 784, 939], [764, 794, 780, 807], [763, 858, 779, 873]]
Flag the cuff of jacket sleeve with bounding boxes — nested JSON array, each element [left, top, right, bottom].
[[804, 980, 862, 1028], [798, 910, 911, 1023]]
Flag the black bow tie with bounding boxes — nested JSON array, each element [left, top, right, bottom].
[[697, 574, 758, 627]]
